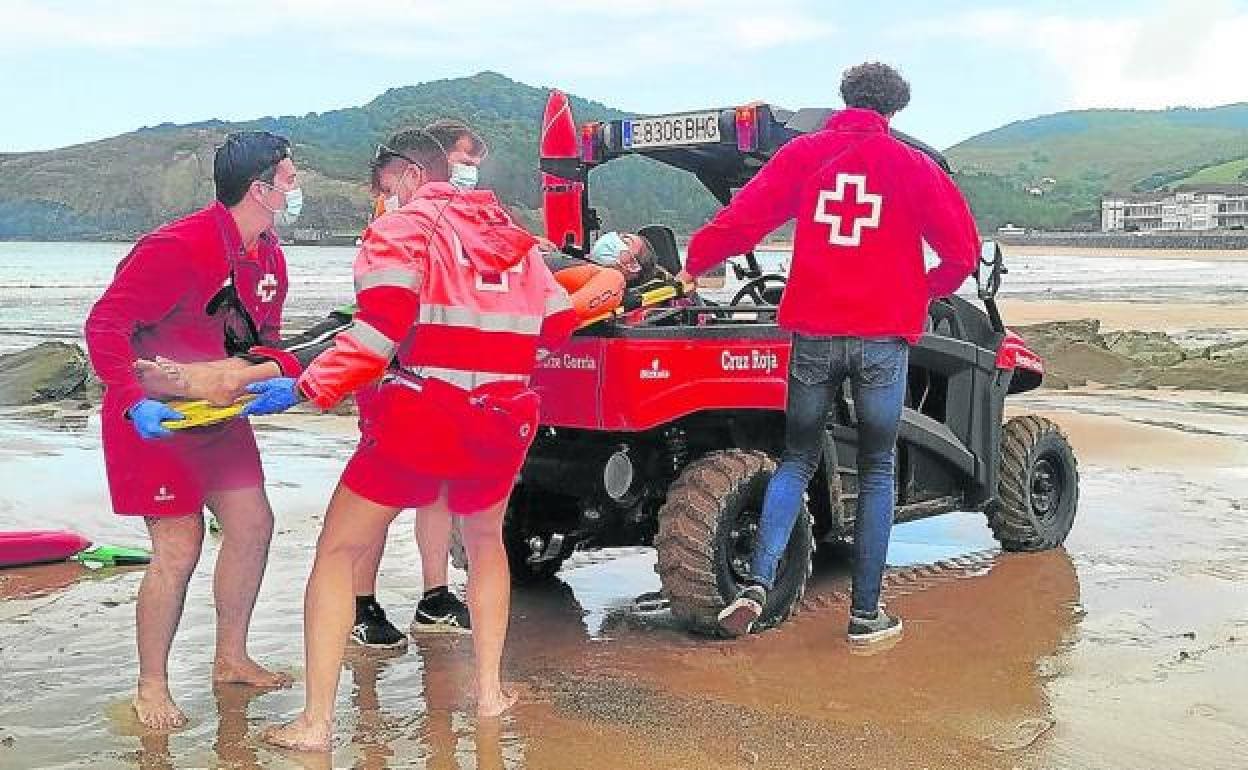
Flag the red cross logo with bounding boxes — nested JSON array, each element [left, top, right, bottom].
[[256, 273, 278, 303], [813, 173, 883, 247]]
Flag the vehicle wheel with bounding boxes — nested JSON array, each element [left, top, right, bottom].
[[987, 416, 1079, 551], [655, 449, 814, 635], [448, 491, 567, 584]]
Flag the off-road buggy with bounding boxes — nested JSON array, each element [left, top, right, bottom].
[[468, 101, 1080, 635]]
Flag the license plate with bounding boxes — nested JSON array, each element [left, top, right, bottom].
[[623, 111, 721, 149]]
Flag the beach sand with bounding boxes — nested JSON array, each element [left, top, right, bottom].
[[2, 386, 1247, 768], [1000, 298, 1248, 334]]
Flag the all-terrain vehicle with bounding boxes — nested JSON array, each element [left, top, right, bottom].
[[481, 99, 1080, 634]]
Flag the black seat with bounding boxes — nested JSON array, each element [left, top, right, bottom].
[[638, 224, 682, 275], [927, 296, 1002, 350]]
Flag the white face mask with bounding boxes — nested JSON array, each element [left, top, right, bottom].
[[449, 162, 479, 190], [591, 231, 628, 264], [262, 185, 303, 227], [383, 195, 400, 213]]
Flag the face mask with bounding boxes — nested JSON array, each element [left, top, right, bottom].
[[383, 195, 400, 213], [449, 162, 479, 190], [264, 186, 303, 227], [591, 231, 628, 264]]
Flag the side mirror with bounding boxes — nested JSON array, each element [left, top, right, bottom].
[[975, 240, 1007, 301]]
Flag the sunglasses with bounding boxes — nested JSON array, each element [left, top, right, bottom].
[[371, 127, 490, 167], [372, 143, 425, 169]]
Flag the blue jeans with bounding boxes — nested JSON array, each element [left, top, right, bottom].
[[750, 334, 908, 616]]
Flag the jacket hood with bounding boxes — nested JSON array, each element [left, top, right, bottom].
[[409, 182, 536, 273]]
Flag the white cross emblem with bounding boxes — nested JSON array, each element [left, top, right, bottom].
[[813, 173, 883, 247], [256, 273, 278, 303]]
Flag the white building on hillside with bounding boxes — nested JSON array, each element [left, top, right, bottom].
[[1102, 184, 1248, 232]]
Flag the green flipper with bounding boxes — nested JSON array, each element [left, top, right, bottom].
[[74, 545, 152, 567]]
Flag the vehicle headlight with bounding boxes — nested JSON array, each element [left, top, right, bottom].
[[603, 448, 635, 501]]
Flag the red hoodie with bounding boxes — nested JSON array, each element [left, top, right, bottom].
[[85, 201, 287, 413], [686, 108, 979, 343], [298, 183, 576, 409]]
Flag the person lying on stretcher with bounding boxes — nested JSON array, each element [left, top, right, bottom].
[[550, 230, 680, 320], [136, 230, 684, 406]]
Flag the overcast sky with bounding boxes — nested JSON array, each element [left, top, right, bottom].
[[2, 0, 1245, 153]]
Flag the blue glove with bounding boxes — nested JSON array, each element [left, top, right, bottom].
[[128, 399, 185, 440], [241, 377, 301, 417]]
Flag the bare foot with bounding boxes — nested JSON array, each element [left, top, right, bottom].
[[135, 358, 191, 400], [476, 685, 519, 718], [173, 357, 243, 406], [213, 657, 294, 688], [133, 679, 189, 730], [260, 715, 333, 753], [144, 357, 245, 406]]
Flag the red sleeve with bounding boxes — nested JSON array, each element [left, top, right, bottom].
[[685, 140, 806, 277], [84, 236, 194, 411], [920, 160, 980, 298], [297, 217, 427, 409]]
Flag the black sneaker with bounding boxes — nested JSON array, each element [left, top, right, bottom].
[[350, 598, 408, 649], [847, 606, 903, 648], [717, 584, 767, 637], [411, 586, 472, 635]]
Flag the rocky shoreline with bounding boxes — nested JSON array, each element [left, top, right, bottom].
[[0, 342, 93, 406], [1018, 320, 1248, 392]]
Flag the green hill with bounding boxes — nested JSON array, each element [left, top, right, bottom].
[[1174, 156, 1248, 186], [947, 104, 1248, 230], [8, 75, 1248, 239], [0, 72, 718, 241]]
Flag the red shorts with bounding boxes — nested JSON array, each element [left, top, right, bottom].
[[341, 384, 516, 516], [341, 442, 516, 515], [102, 411, 264, 518]]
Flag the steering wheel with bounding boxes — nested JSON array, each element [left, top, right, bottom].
[[730, 273, 788, 306]]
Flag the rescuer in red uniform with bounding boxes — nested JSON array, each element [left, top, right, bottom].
[[84, 131, 300, 729]]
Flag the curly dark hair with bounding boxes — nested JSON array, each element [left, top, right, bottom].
[[840, 62, 911, 116]]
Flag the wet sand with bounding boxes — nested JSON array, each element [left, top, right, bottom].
[[2, 389, 1247, 769], [1000, 299, 1248, 335]]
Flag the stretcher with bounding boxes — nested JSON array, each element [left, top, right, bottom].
[[163, 280, 692, 431], [162, 394, 255, 431], [576, 279, 692, 329]]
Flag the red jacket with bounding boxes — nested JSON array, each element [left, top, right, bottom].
[[85, 202, 288, 413], [298, 183, 576, 409], [686, 108, 979, 343]]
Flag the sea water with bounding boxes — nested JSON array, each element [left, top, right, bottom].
[[3, 241, 1248, 354]]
